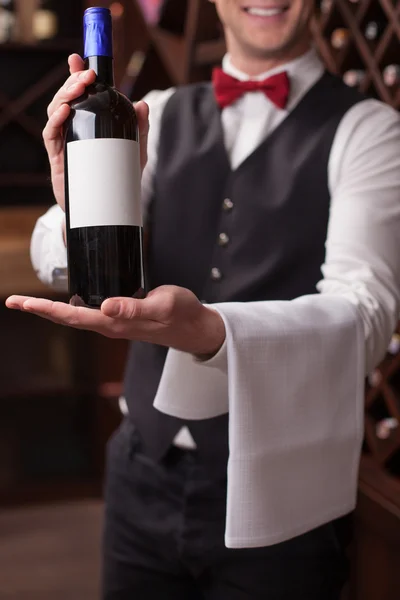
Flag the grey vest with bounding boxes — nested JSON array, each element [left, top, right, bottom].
[[124, 72, 364, 462]]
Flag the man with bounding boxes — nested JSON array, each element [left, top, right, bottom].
[[7, 0, 400, 598]]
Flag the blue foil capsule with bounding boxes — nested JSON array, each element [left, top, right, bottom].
[[83, 7, 113, 59]]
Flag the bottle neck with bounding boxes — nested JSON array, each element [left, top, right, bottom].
[[85, 55, 114, 86]]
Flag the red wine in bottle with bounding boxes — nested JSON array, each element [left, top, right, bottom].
[[64, 7, 145, 308]]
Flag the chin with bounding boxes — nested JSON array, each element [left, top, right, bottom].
[[244, 36, 292, 57]]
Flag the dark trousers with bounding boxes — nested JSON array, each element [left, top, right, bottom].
[[102, 419, 349, 599]]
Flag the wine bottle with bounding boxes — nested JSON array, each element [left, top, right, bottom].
[[343, 69, 365, 87], [383, 64, 400, 88], [64, 7, 145, 308], [331, 28, 350, 50], [364, 20, 386, 42]]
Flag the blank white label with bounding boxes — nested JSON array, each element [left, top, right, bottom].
[[67, 138, 142, 229]]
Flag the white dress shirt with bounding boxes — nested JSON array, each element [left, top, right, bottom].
[[30, 48, 400, 548]]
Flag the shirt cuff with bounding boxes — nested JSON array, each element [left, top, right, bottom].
[[192, 305, 228, 371], [153, 346, 229, 420], [30, 204, 68, 287], [193, 337, 228, 371]]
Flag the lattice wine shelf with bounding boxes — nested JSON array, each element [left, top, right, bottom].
[[313, 0, 400, 108]]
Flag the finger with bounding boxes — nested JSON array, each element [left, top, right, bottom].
[[101, 297, 143, 320], [68, 53, 85, 75], [47, 69, 96, 118], [6, 296, 68, 327], [13, 297, 112, 331], [6, 295, 35, 310], [101, 296, 163, 322], [135, 100, 149, 142], [135, 101, 149, 171], [101, 298, 161, 339], [42, 103, 71, 147], [101, 293, 167, 323]]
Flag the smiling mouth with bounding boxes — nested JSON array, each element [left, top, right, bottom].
[[242, 6, 289, 17]]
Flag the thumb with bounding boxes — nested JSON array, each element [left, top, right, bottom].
[[68, 53, 85, 75], [101, 297, 148, 320]]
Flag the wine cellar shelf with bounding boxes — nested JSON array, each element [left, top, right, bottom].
[[315, 0, 400, 108]]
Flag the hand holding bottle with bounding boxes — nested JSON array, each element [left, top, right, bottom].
[[43, 53, 149, 211]]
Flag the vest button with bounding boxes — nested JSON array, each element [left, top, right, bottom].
[[222, 198, 234, 211], [218, 232, 230, 246], [210, 267, 222, 281]]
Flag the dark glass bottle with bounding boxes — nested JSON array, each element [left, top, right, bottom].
[[64, 7, 145, 308]]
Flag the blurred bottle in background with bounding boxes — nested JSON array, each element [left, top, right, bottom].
[[343, 69, 366, 88], [383, 64, 400, 88], [364, 20, 386, 43], [331, 27, 350, 50]]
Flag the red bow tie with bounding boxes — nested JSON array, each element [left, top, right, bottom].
[[212, 68, 290, 110]]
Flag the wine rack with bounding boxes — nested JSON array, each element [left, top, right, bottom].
[[313, 0, 400, 109]]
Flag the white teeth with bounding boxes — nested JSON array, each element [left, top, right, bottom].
[[247, 7, 284, 16]]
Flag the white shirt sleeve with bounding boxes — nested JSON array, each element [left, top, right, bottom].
[[322, 99, 400, 372], [153, 99, 400, 547], [30, 87, 175, 288]]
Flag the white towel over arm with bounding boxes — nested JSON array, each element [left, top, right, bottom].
[[154, 296, 366, 547]]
